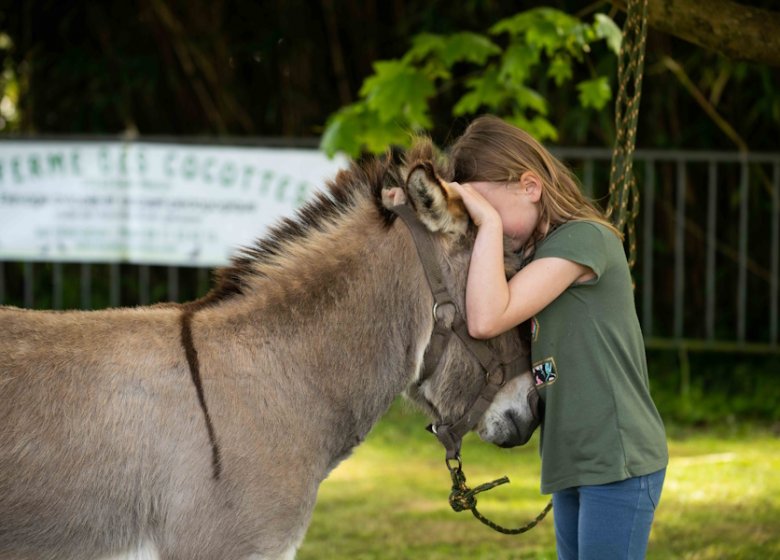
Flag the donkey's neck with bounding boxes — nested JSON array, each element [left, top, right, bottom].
[[203, 201, 434, 474]]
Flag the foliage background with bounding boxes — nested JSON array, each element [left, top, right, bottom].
[[1, 0, 777, 151]]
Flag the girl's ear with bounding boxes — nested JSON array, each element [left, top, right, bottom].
[[520, 171, 543, 203]]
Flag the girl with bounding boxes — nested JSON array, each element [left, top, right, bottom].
[[447, 115, 668, 560]]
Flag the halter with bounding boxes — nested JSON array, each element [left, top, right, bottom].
[[391, 203, 553, 535], [390, 203, 528, 461]]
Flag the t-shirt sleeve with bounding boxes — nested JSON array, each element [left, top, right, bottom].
[[533, 221, 608, 282]]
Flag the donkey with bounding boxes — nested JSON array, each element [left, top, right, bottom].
[[0, 142, 540, 560]]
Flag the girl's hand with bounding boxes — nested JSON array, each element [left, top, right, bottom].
[[449, 182, 501, 228]]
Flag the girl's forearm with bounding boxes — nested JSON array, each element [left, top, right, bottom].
[[465, 219, 511, 338]]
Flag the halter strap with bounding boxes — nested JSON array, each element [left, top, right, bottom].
[[391, 203, 457, 383], [391, 203, 454, 313], [390, 203, 528, 461]]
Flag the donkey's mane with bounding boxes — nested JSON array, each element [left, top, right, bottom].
[[187, 139, 444, 310]]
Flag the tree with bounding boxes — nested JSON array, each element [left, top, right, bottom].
[[321, 0, 780, 155], [0, 1, 777, 151], [321, 7, 623, 157]]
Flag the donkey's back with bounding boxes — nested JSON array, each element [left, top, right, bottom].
[[0, 306, 255, 560]]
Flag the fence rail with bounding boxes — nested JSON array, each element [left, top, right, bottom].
[[557, 148, 780, 353], [1, 144, 779, 354]]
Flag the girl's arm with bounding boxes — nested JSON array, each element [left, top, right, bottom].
[[452, 182, 591, 339], [468, 255, 589, 338]]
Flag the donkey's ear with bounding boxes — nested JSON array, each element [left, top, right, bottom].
[[405, 163, 469, 236]]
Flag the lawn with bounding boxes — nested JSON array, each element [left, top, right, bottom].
[[298, 399, 780, 559]]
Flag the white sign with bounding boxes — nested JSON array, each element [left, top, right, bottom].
[[0, 141, 348, 266]]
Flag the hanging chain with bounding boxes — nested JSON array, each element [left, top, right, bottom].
[[446, 457, 552, 535], [606, 0, 649, 270]]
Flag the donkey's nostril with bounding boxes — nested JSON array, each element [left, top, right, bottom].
[[503, 409, 534, 447]]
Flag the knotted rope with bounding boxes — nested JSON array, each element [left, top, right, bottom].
[[606, 0, 649, 270], [447, 458, 553, 535]]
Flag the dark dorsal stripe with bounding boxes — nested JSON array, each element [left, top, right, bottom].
[[180, 306, 222, 480]]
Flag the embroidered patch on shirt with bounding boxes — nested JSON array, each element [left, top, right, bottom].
[[532, 357, 557, 387], [530, 317, 539, 342]]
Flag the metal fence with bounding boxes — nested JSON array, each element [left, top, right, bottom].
[[559, 148, 780, 354], [1, 145, 779, 354]]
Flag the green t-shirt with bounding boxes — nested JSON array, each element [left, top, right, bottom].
[[531, 220, 668, 494]]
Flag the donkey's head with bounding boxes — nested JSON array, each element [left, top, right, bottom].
[[381, 144, 540, 450]]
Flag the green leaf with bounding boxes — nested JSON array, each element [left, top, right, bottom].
[[547, 54, 573, 86], [593, 14, 622, 54], [453, 67, 508, 116], [403, 33, 447, 63], [361, 120, 414, 154], [359, 60, 435, 127], [524, 18, 565, 55], [498, 42, 540, 84], [490, 11, 538, 37], [491, 8, 574, 38], [493, 8, 603, 59], [320, 105, 370, 158], [403, 32, 499, 69], [441, 32, 501, 67], [563, 22, 592, 57], [577, 76, 612, 109], [401, 34, 451, 79], [515, 85, 548, 115], [320, 103, 414, 158]]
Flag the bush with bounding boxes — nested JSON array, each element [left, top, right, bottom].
[[648, 350, 780, 427]]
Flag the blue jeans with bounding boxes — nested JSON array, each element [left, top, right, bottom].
[[552, 468, 666, 560]]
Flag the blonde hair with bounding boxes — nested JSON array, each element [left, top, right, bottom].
[[448, 115, 622, 252]]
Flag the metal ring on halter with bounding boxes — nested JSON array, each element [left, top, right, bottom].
[[432, 300, 454, 321]]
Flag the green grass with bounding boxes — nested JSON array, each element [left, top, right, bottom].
[[298, 400, 780, 559]]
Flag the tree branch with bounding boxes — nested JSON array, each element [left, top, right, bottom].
[[659, 56, 748, 152], [612, 0, 780, 66]]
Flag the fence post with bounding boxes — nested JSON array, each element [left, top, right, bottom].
[[674, 160, 686, 340], [139, 265, 150, 305], [81, 264, 92, 310], [168, 266, 179, 302], [706, 160, 717, 341], [23, 262, 34, 309], [642, 159, 655, 337], [771, 161, 779, 346], [53, 262, 63, 310], [110, 263, 120, 307], [737, 160, 749, 342]]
